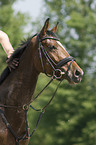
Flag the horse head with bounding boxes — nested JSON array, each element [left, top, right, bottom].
[[33, 18, 83, 84]]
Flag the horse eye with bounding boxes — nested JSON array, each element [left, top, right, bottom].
[[50, 46, 57, 49]]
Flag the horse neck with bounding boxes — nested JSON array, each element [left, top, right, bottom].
[[6, 39, 39, 106], [0, 38, 39, 136], [18, 41, 40, 105]]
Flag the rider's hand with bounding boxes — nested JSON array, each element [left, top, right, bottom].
[[6, 58, 19, 71]]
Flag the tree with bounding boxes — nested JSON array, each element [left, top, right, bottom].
[[0, 0, 16, 5], [29, 0, 96, 145], [0, 0, 29, 72]]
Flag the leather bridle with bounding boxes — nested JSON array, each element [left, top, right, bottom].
[[37, 34, 75, 79], [0, 34, 75, 145]]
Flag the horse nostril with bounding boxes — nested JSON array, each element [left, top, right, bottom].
[[75, 70, 81, 77]]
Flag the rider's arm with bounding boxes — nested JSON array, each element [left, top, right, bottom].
[[0, 30, 14, 58]]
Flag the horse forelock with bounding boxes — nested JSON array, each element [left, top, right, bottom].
[[46, 30, 58, 39]]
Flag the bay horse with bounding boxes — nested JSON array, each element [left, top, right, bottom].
[[0, 18, 83, 145]]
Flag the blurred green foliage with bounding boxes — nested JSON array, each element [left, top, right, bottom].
[[0, 0, 29, 73], [0, 0, 96, 145]]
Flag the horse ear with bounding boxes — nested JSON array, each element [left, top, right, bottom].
[[51, 22, 59, 33], [39, 18, 50, 37]]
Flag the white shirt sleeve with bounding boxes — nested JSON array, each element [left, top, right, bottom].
[[0, 30, 14, 58]]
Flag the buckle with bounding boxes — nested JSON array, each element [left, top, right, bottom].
[[53, 69, 65, 79], [23, 105, 29, 111]]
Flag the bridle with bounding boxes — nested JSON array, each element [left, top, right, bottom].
[[37, 34, 75, 79], [0, 34, 75, 145]]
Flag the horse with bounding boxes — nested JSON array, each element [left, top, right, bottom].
[[0, 18, 83, 145]]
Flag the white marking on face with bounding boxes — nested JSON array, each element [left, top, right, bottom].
[[57, 41, 69, 56], [57, 41, 67, 51]]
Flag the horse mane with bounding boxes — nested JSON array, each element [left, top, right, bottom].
[[0, 31, 58, 85], [10, 35, 36, 59]]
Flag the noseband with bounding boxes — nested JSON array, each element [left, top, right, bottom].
[[37, 34, 75, 79]]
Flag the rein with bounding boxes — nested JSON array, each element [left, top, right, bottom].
[[0, 77, 61, 145], [0, 34, 75, 145]]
